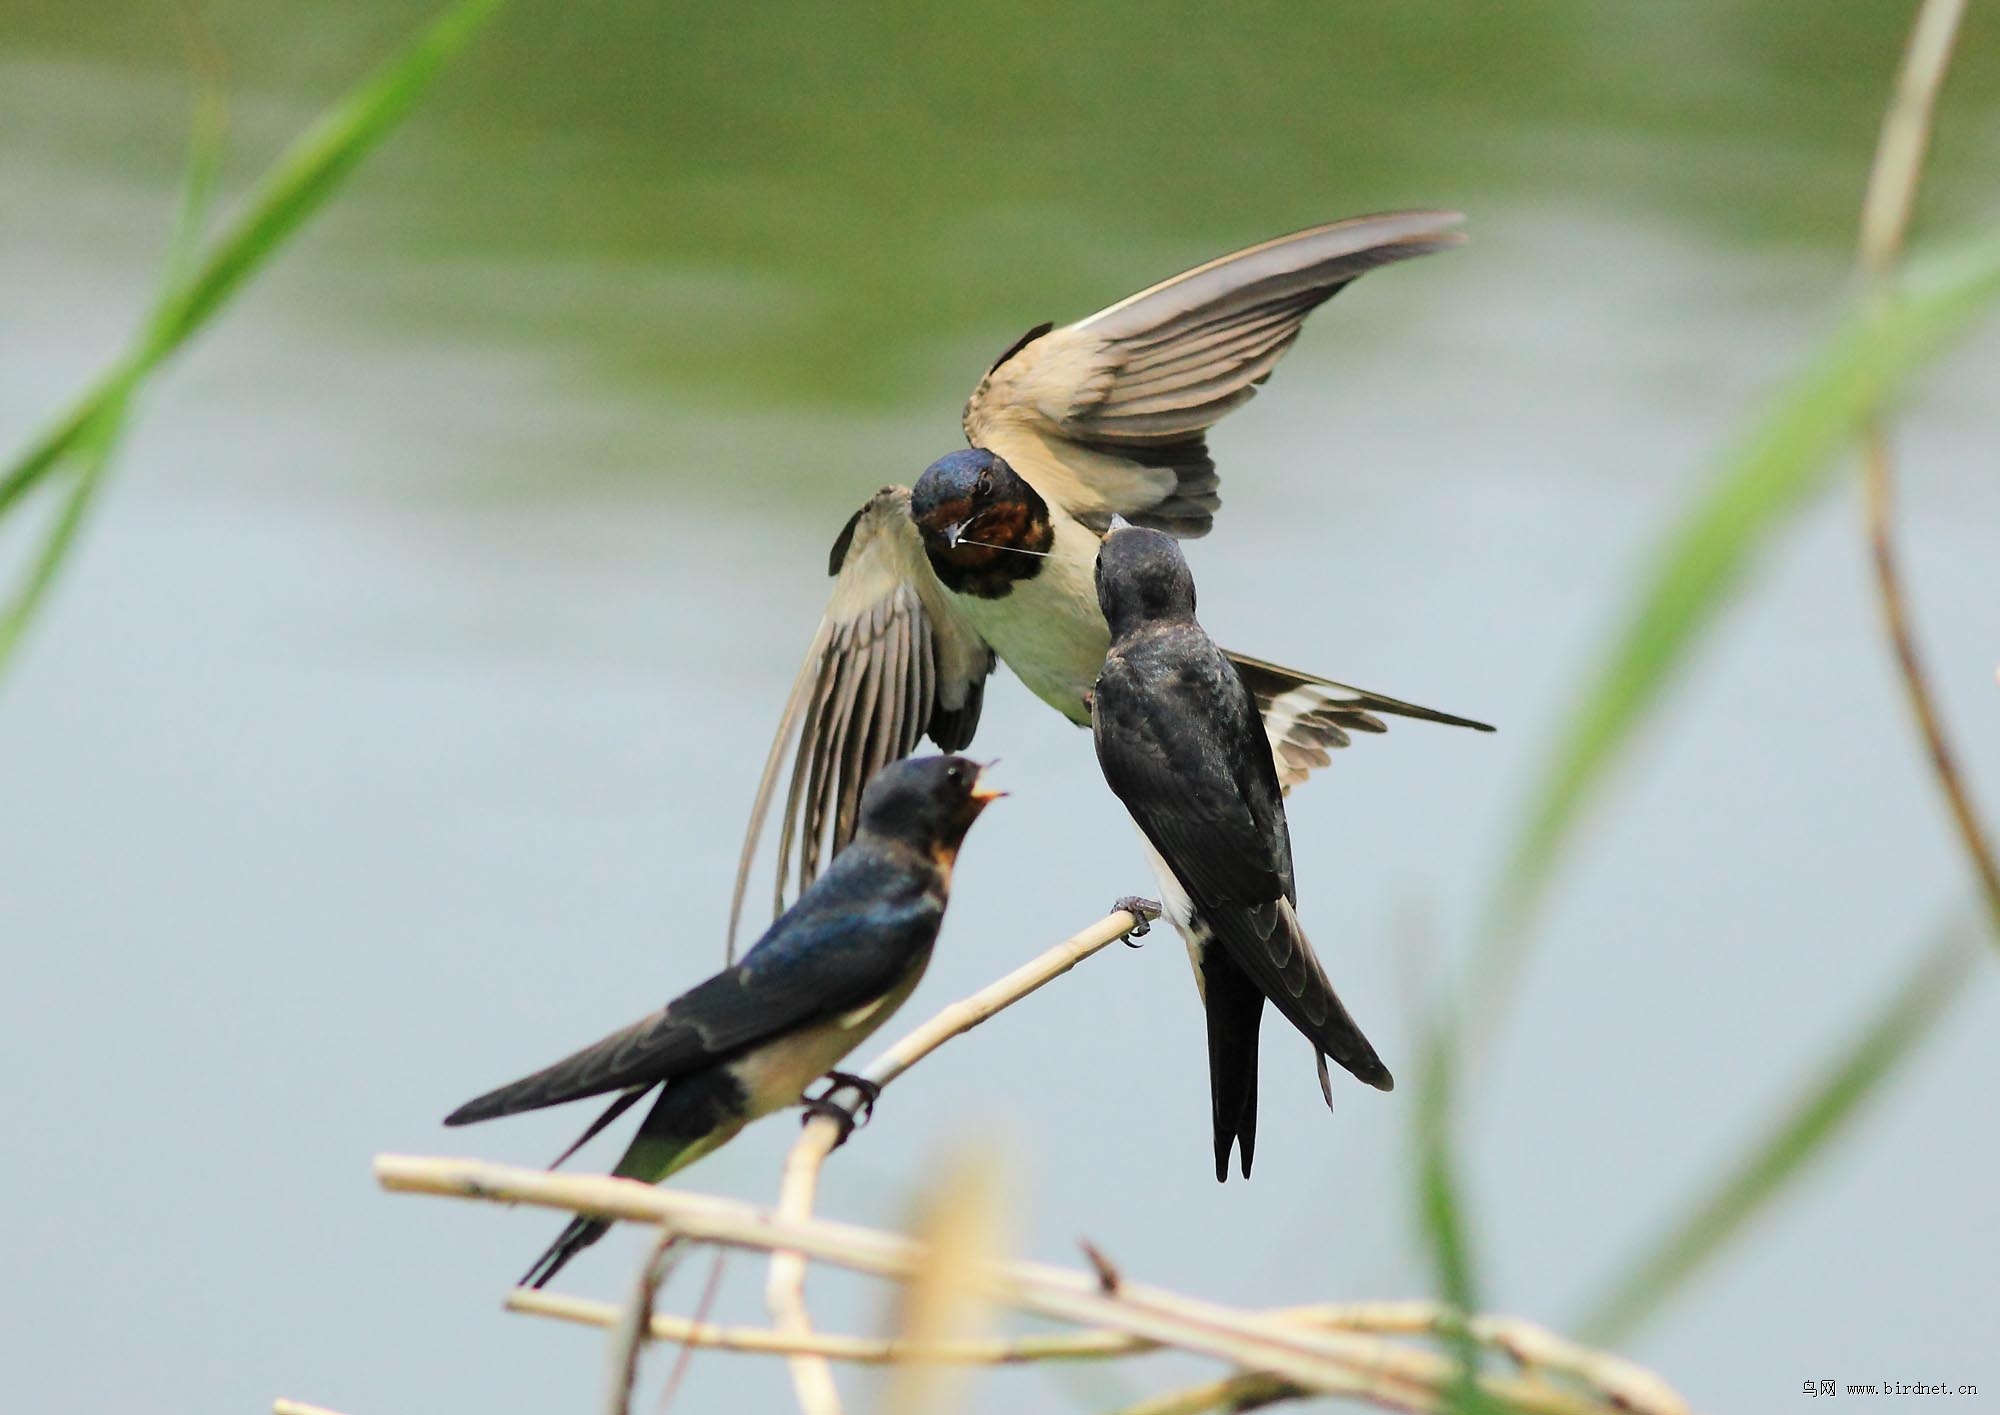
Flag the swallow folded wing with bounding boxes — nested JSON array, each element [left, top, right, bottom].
[[1093, 647, 1295, 911], [1096, 651, 1391, 1090], [445, 904, 925, 1127]]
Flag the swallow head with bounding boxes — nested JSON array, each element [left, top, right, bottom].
[[1095, 520, 1197, 638], [857, 754, 1003, 864], [910, 450, 1053, 591]]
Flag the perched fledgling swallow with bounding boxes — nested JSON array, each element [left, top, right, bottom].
[[445, 755, 1001, 1289], [735, 212, 1491, 942], [1090, 522, 1391, 1181]]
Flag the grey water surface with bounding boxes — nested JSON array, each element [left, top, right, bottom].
[[2, 5, 1997, 1413]]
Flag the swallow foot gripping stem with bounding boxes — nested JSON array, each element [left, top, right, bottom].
[[802, 1071, 880, 1148], [1113, 896, 1161, 943], [819, 1070, 880, 1121]]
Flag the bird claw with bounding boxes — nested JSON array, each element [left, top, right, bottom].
[[819, 1070, 880, 1118], [802, 1071, 880, 1147], [1113, 896, 1161, 944], [801, 1095, 864, 1147]]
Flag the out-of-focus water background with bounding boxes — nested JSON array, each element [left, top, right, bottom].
[[2, 3, 1997, 1412]]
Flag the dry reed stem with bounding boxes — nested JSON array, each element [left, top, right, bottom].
[[768, 1108, 845, 1414], [510, 1286, 1140, 1362], [1857, 0, 1966, 270], [377, 1155, 1685, 1415], [1104, 1371, 1422, 1415], [765, 903, 1151, 1413], [374, 904, 1687, 1415], [1853, 0, 2000, 936], [510, 1286, 1680, 1411], [655, 1250, 726, 1411], [1101, 1373, 1300, 1415], [604, 1229, 677, 1415], [509, 1292, 1454, 1366], [1103, 1365, 1625, 1415]]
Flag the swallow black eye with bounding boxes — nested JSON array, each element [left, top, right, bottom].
[[975, 471, 994, 497], [944, 763, 964, 782]]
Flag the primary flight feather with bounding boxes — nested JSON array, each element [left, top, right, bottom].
[[734, 212, 1492, 944]]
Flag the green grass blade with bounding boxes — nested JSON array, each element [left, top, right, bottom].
[[0, 57, 229, 676], [0, 46, 236, 675], [1412, 1028, 1514, 1415], [151, 59, 231, 315], [0, 29, 234, 677], [138, 0, 507, 361], [0, 415, 126, 666], [1481, 225, 2000, 991], [1415, 1031, 1482, 1315], [1576, 921, 1982, 1347], [0, 0, 506, 520], [0, 366, 143, 519]]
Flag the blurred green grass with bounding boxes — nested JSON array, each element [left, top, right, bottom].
[[2, 1, 1996, 1407], [1492, 220, 2000, 968], [1578, 921, 1983, 1347], [1423, 0, 1999, 1378], [0, 0, 505, 674]]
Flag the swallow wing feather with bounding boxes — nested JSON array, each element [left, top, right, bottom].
[[1228, 650, 1495, 792], [446, 887, 935, 1126], [730, 487, 994, 947], [963, 211, 1465, 536], [444, 973, 768, 1126]]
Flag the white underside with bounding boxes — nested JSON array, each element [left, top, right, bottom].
[[1132, 826, 1211, 999], [727, 961, 927, 1119], [949, 512, 1110, 725]]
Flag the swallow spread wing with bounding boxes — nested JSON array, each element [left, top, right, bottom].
[[735, 212, 1489, 945], [1091, 523, 1393, 1181], [961, 210, 1465, 535], [450, 755, 1000, 1288], [731, 489, 994, 939]]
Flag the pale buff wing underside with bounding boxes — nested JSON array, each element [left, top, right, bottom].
[[1228, 650, 1495, 792], [729, 487, 994, 952], [963, 211, 1467, 536]]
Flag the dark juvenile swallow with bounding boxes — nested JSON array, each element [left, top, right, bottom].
[[1090, 522, 1391, 1181], [735, 212, 1491, 942], [446, 754, 1001, 1288]]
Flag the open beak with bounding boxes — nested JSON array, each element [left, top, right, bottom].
[[970, 760, 1007, 805], [941, 522, 966, 550]]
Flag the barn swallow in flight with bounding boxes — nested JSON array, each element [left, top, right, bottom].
[[734, 211, 1491, 942], [1091, 522, 1390, 1180], [446, 755, 1000, 1288]]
